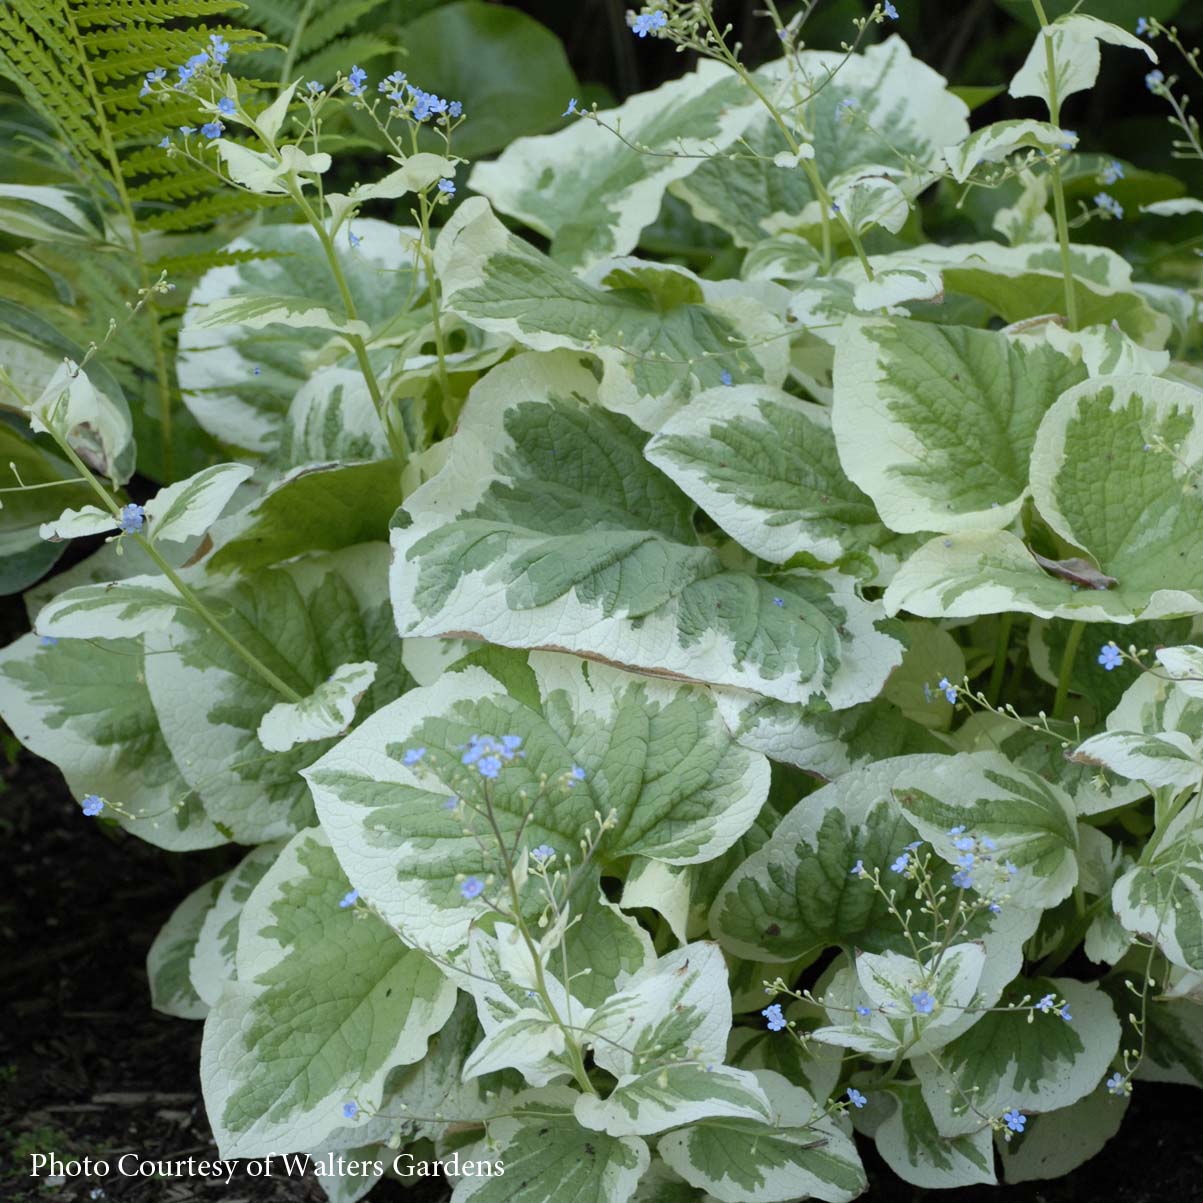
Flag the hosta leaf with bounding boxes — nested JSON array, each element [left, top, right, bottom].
[[0, 631, 221, 850], [710, 756, 945, 962], [673, 38, 968, 247], [177, 220, 421, 454], [886, 376, 1203, 622], [190, 841, 285, 1008], [435, 202, 787, 430], [305, 651, 768, 958], [645, 384, 918, 582], [469, 59, 759, 268], [204, 460, 403, 576], [201, 827, 455, 1158], [914, 977, 1120, 1137], [893, 751, 1079, 908], [145, 545, 412, 843], [391, 352, 901, 707], [873, 1084, 995, 1189], [278, 366, 391, 467], [144, 462, 254, 544], [575, 942, 772, 1137], [832, 317, 1086, 534], [658, 1070, 866, 1203], [451, 1087, 649, 1203], [147, 873, 227, 1019]]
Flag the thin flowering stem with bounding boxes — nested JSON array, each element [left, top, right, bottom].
[[1031, 0, 1080, 330], [1052, 619, 1086, 720]]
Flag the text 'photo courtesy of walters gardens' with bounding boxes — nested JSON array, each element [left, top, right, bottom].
[[3, 2, 1203, 1202]]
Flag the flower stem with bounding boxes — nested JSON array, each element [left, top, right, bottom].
[[1031, 0, 1080, 330], [1052, 619, 1085, 720]]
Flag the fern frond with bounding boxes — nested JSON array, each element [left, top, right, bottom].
[[298, 33, 395, 87], [74, 0, 245, 27], [149, 246, 283, 276], [301, 0, 392, 57], [139, 191, 289, 231]]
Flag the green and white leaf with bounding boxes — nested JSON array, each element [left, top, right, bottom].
[[943, 120, 1075, 184], [0, 183, 104, 243], [451, 1087, 649, 1203], [468, 59, 761, 268], [1009, 15, 1156, 112], [190, 841, 285, 1008], [279, 366, 392, 467], [998, 1083, 1128, 1184], [893, 751, 1079, 907], [873, 1085, 995, 1189], [178, 220, 421, 454], [145, 545, 411, 843], [144, 463, 255, 544], [645, 384, 919, 583], [148, 873, 228, 1019], [831, 317, 1086, 534], [1073, 729, 1202, 790], [38, 504, 119, 540], [190, 294, 371, 340], [435, 201, 787, 430], [391, 352, 901, 707], [673, 39, 968, 247], [257, 660, 378, 752], [575, 942, 772, 1137], [34, 575, 189, 639], [306, 650, 768, 957], [201, 827, 455, 1159], [658, 1070, 866, 1203], [914, 977, 1121, 1137], [0, 631, 221, 851]]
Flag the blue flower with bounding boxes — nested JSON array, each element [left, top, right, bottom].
[[348, 230, 361, 249], [1136, 17, 1149, 36], [438, 178, 456, 196], [570, 764, 587, 782], [141, 66, 166, 96], [253, 365, 261, 376], [948, 825, 966, 836], [1094, 192, 1123, 220], [442, 796, 458, 810], [882, 1, 898, 19], [772, 597, 784, 607], [890, 853, 910, 874], [1061, 1008, 1072, 1023], [1003, 1108, 1026, 1133], [720, 370, 733, 386], [957, 853, 975, 868], [855, 1004, 871, 1017], [563, 98, 578, 117], [1098, 643, 1123, 671], [81, 794, 105, 817], [835, 97, 857, 120], [1106, 1071, 1126, 1095], [1060, 129, 1077, 150], [380, 71, 407, 93], [911, 991, 935, 1015], [981, 836, 996, 852], [179, 126, 196, 135], [1146, 69, 1165, 92], [502, 735, 524, 754], [448, 100, 463, 118], [847, 1087, 868, 1108], [307, 80, 325, 94], [339, 889, 359, 909], [217, 97, 235, 116], [342, 1101, 358, 1119], [478, 754, 502, 779], [938, 676, 958, 704], [158, 135, 171, 148], [1005, 860, 1018, 877], [951, 868, 973, 889], [119, 503, 144, 534], [348, 65, 368, 96], [850, 859, 865, 877], [1100, 160, 1124, 185], [923, 682, 932, 703], [953, 835, 974, 852], [532, 844, 555, 863], [988, 901, 1002, 914], [762, 1003, 786, 1032], [209, 33, 230, 65], [402, 746, 426, 766], [39, 635, 57, 647], [632, 10, 668, 37], [460, 876, 484, 900], [200, 120, 224, 140]]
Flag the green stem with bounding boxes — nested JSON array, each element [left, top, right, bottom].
[[986, 613, 1014, 707], [1052, 619, 1085, 720], [279, 0, 319, 86], [1031, 0, 1079, 330], [418, 193, 452, 412]]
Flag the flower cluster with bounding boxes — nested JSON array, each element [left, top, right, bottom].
[[1094, 192, 1124, 221], [376, 72, 463, 124]]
